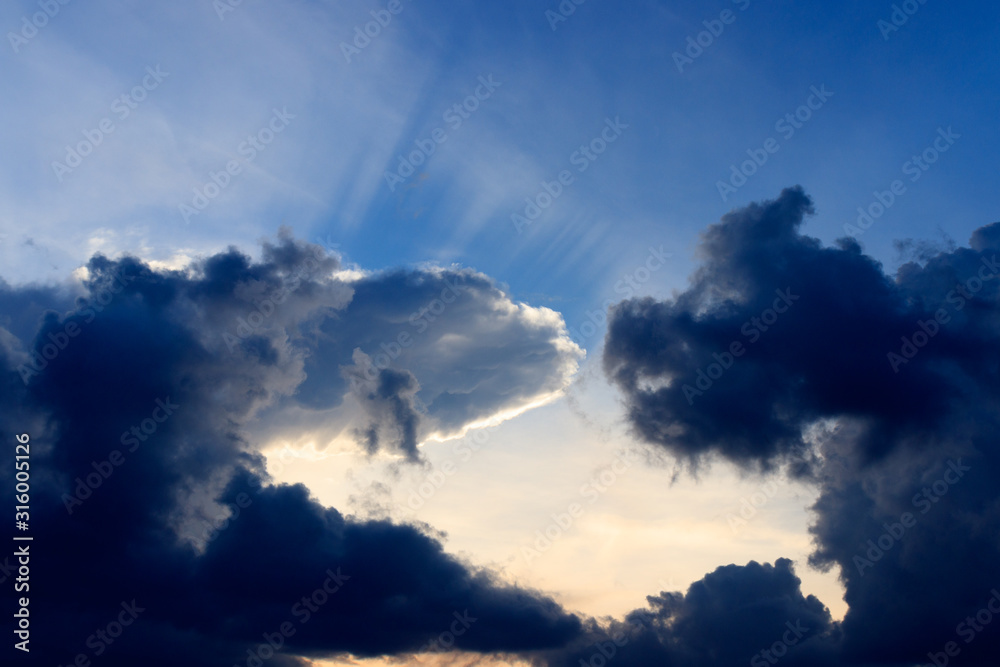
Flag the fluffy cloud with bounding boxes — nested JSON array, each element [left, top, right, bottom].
[[294, 265, 583, 455], [598, 187, 1000, 666], [0, 234, 583, 664], [603, 186, 1000, 469], [538, 558, 840, 667]]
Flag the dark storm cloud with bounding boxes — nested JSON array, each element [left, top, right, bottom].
[[0, 236, 582, 664], [805, 419, 1000, 666], [596, 187, 1000, 666], [538, 558, 840, 667], [7, 228, 580, 461], [603, 186, 1000, 468], [0, 279, 78, 345], [7, 196, 999, 666]]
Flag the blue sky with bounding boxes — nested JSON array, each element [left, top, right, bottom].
[[4, 0, 997, 325], [3, 1, 1000, 665]]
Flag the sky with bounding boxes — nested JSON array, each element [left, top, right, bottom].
[[1, 1, 999, 666]]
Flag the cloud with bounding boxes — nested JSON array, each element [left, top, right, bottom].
[[8, 195, 1000, 666], [6, 229, 581, 460], [0, 234, 582, 664], [597, 187, 1000, 666], [602, 186, 1000, 469], [805, 420, 1000, 665], [538, 558, 840, 667], [291, 264, 583, 455], [343, 351, 423, 461]]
